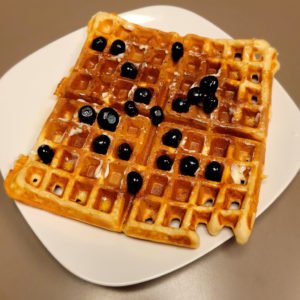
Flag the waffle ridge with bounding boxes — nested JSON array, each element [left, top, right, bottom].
[[5, 12, 279, 248]]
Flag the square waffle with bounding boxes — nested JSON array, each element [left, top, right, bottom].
[[4, 12, 279, 248]]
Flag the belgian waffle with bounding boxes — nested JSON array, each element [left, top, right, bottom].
[[4, 12, 279, 248], [56, 12, 279, 141], [5, 98, 152, 232]]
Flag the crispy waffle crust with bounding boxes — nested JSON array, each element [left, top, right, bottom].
[[4, 12, 279, 248]]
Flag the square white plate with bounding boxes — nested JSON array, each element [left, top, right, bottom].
[[0, 5, 299, 287]]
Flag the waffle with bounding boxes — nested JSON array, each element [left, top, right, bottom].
[[56, 12, 279, 141], [4, 12, 279, 248], [5, 98, 152, 232]]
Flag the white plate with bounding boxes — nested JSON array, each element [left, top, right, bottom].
[[0, 5, 299, 287]]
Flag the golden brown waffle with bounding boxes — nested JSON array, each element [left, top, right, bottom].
[[124, 122, 265, 246], [56, 12, 279, 141], [5, 12, 279, 248], [5, 98, 152, 232]]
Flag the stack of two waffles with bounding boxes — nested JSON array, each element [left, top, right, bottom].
[[5, 12, 279, 248]]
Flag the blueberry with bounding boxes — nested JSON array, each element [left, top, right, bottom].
[[156, 155, 173, 171], [91, 36, 107, 52], [205, 161, 223, 181], [110, 39, 126, 55], [127, 171, 143, 194], [97, 107, 119, 131], [121, 62, 138, 79], [92, 135, 110, 154], [172, 42, 184, 62], [179, 156, 199, 176], [117, 143, 132, 161], [162, 129, 182, 148], [133, 87, 152, 105], [172, 98, 190, 113], [124, 101, 138, 117], [200, 76, 218, 93], [150, 106, 164, 126], [203, 95, 218, 114], [38, 144, 54, 164], [187, 87, 209, 105], [78, 105, 97, 125]]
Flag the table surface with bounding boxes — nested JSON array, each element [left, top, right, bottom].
[[0, 1, 299, 299]]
